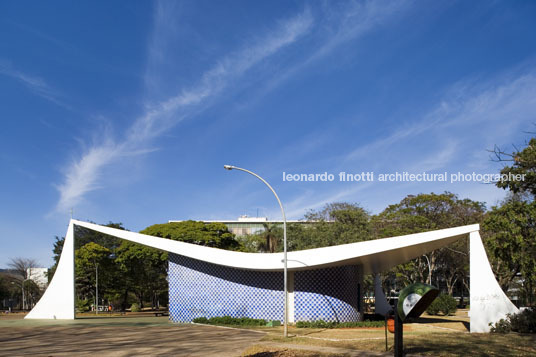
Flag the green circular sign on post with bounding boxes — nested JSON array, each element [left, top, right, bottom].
[[397, 283, 439, 321]]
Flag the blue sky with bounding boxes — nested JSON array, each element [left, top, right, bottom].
[[1, 0, 536, 268]]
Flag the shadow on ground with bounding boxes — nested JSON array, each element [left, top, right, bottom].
[[404, 332, 536, 356], [0, 316, 265, 356]]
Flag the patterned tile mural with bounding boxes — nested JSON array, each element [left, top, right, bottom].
[[294, 265, 361, 323], [169, 253, 284, 322], [168, 253, 360, 323]]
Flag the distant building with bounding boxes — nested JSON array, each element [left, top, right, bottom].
[[169, 215, 306, 236]]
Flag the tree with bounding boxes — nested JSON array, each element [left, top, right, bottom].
[[304, 202, 366, 221], [0, 274, 9, 305], [140, 220, 241, 250], [483, 200, 536, 305], [372, 192, 485, 294], [258, 223, 281, 253], [291, 202, 371, 250], [74, 223, 124, 251], [492, 137, 536, 197], [114, 241, 168, 309], [0, 273, 19, 310], [7, 257, 40, 310], [48, 236, 65, 283], [130, 220, 241, 308], [49, 222, 126, 282], [435, 242, 468, 296], [486, 135, 536, 305], [75, 243, 114, 308]]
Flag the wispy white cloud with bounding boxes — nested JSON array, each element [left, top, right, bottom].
[[284, 182, 374, 219], [250, 0, 413, 102], [313, 0, 411, 61], [129, 7, 313, 143], [0, 59, 69, 109], [55, 7, 314, 212], [346, 71, 536, 163], [56, 143, 118, 208], [283, 69, 536, 217], [420, 142, 457, 171]]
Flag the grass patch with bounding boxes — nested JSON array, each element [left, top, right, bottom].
[[193, 316, 267, 326], [260, 323, 536, 356]]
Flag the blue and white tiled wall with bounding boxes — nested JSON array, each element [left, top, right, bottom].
[[294, 265, 361, 322], [168, 253, 361, 323], [168, 254, 284, 322]]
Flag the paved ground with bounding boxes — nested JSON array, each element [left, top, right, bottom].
[[0, 315, 265, 356], [3, 311, 511, 356]]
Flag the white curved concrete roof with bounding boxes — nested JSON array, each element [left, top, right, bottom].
[[26, 219, 518, 332], [72, 220, 479, 274]]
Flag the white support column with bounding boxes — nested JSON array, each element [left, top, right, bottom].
[[469, 231, 518, 332], [288, 271, 295, 323], [25, 220, 75, 319]]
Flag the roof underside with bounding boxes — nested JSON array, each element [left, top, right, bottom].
[[72, 220, 478, 274]]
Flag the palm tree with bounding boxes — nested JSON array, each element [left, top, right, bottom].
[[259, 223, 280, 253]]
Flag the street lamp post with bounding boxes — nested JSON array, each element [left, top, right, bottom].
[[224, 165, 289, 338], [95, 263, 99, 315]]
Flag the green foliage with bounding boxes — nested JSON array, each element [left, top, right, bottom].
[[485, 136, 536, 305], [75, 223, 125, 251], [506, 308, 536, 333], [0, 274, 9, 304], [75, 242, 114, 300], [192, 316, 209, 324], [130, 303, 141, 312], [483, 200, 536, 305], [192, 316, 267, 326], [64, 220, 244, 312], [115, 240, 168, 308], [495, 137, 536, 197], [235, 234, 264, 253], [0, 273, 21, 309], [50, 222, 126, 282], [295, 320, 384, 328], [426, 294, 458, 316], [140, 221, 240, 250], [490, 308, 536, 334], [489, 317, 512, 333], [76, 298, 90, 312], [288, 202, 371, 251], [258, 223, 281, 253], [374, 192, 484, 291], [426, 302, 440, 315], [133, 220, 241, 308], [374, 192, 485, 237]]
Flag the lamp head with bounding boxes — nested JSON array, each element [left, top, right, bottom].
[[224, 165, 234, 170]]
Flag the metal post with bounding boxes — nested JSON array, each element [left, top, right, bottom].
[[224, 165, 289, 337], [384, 314, 388, 351], [394, 311, 403, 357], [95, 263, 99, 315]]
